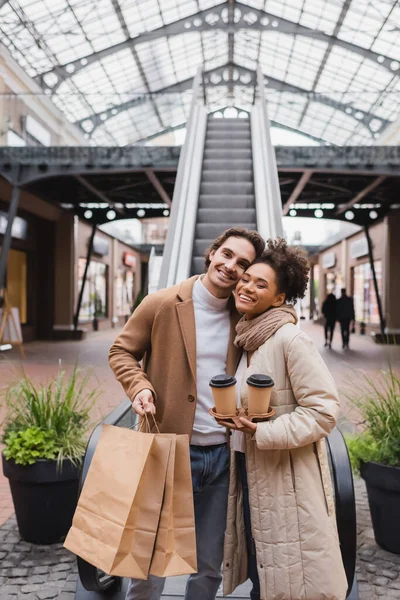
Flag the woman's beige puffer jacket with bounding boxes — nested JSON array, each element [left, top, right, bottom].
[[223, 323, 348, 600]]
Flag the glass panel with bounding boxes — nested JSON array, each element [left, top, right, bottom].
[[353, 261, 382, 325], [78, 259, 108, 320], [4, 249, 28, 325]]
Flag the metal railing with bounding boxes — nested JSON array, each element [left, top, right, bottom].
[[158, 68, 207, 289], [251, 66, 284, 240]]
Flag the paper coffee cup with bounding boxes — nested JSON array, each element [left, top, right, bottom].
[[246, 374, 274, 415], [209, 374, 237, 416]]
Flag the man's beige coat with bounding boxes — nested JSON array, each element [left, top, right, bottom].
[[224, 323, 348, 600], [109, 275, 241, 435]]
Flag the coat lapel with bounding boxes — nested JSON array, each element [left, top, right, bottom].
[[176, 301, 197, 384], [176, 277, 198, 384]]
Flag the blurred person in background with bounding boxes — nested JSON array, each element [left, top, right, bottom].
[[322, 292, 337, 349]]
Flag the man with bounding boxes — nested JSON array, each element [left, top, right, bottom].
[[109, 227, 265, 600], [336, 288, 355, 349]]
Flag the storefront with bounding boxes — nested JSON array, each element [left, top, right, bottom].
[[317, 221, 386, 335], [76, 222, 141, 331], [0, 202, 55, 342]]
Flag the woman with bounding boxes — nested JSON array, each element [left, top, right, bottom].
[[322, 292, 337, 348], [221, 238, 348, 600]]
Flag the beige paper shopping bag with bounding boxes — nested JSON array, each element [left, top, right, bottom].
[[149, 434, 197, 577], [64, 424, 171, 579]]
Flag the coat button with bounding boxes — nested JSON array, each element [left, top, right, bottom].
[[259, 564, 264, 568], [226, 562, 230, 567], [188, 394, 195, 402]]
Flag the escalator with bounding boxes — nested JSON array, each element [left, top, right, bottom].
[[191, 116, 256, 275]]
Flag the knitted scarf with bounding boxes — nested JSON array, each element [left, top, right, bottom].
[[234, 304, 298, 352]]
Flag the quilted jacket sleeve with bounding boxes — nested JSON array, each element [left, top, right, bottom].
[[255, 331, 340, 450], [108, 293, 160, 402]]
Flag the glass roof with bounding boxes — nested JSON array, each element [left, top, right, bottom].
[[1, 0, 399, 146]]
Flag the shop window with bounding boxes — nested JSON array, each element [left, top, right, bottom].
[[2, 248, 28, 324], [325, 271, 344, 298], [353, 261, 382, 324], [78, 259, 108, 321], [115, 269, 134, 317]]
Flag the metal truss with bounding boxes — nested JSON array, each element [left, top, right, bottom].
[[73, 63, 390, 138], [34, 1, 398, 91]]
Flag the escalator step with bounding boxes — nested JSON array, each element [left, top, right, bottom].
[[195, 223, 257, 239], [205, 140, 252, 150], [204, 149, 252, 160], [200, 182, 254, 195], [199, 195, 255, 208], [201, 170, 253, 183], [202, 159, 253, 171], [197, 208, 256, 223]]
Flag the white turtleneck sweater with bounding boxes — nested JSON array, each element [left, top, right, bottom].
[[191, 277, 231, 446]]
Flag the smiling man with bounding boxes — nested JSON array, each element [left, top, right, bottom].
[[109, 227, 264, 600]]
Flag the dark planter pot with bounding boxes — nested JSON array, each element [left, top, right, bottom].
[[360, 460, 400, 554], [2, 454, 81, 545]]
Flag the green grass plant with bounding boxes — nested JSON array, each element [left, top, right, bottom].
[[1, 364, 100, 467], [345, 364, 400, 474]]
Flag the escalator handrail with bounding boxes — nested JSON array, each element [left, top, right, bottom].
[[326, 426, 357, 598], [158, 67, 206, 289], [251, 67, 284, 240], [77, 398, 134, 592]]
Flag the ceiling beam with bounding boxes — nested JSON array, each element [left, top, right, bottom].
[[335, 175, 387, 215], [34, 1, 398, 91], [145, 169, 172, 207], [282, 170, 313, 215], [75, 175, 125, 216], [75, 63, 389, 137], [297, 0, 353, 128]]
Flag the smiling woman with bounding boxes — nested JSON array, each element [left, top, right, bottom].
[[222, 237, 348, 600]]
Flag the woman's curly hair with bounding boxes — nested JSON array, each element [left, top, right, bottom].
[[254, 238, 310, 304]]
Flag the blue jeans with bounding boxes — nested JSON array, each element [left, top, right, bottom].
[[236, 451, 260, 600], [126, 443, 230, 600]]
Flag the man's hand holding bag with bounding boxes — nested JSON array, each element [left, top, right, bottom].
[[64, 423, 171, 579]]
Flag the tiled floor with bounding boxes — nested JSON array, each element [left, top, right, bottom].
[[1, 321, 400, 526]]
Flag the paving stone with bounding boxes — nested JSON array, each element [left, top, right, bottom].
[[372, 576, 390, 586], [11, 569, 30, 578], [390, 583, 400, 590], [66, 574, 77, 582], [0, 586, 19, 596], [366, 563, 378, 574], [1, 544, 16, 552], [52, 564, 71, 573], [31, 567, 50, 576], [386, 590, 400, 599], [36, 587, 60, 600], [60, 582, 76, 593], [28, 576, 49, 585], [59, 555, 75, 563], [17, 594, 38, 600], [57, 594, 74, 600], [383, 569, 400, 580], [48, 572, 68, 582], [19, 586, 42, 595], [0, 551, 7, 560]]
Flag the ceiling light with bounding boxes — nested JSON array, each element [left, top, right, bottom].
[[84, 210, 93, 219], [289, 209, 297, 216], [314, 209, 323, 218], [137, 209, 146, 217], [345, 211, 354, 220], [163, 210, 170, 216], [369, 210, 378, 220], [106, 210, 116, 220]]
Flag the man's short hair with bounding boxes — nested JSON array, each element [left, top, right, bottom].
[[203, 227, 265, 271]]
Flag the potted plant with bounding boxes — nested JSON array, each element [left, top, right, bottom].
[[1, 364, 99, 545], [345, 364, 400, 554]]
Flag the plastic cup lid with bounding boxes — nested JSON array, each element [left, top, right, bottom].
[[246, 374, 274, 388], [209, 374, 237, 388]]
